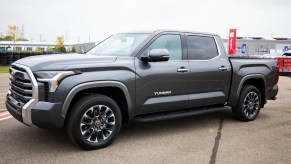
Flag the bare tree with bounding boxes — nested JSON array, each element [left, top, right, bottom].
[[7, 25, 20, 50]]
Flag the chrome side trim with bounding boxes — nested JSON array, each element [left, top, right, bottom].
[[188, 91, 225, 101], [61, 81, 132, 117], [144, 95, 188, 106], [12, 63, 38, 127]]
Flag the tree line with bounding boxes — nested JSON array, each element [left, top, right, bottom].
[[0, 25, 76, 53]]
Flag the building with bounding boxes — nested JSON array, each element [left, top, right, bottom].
[[222, 37, 291, 55], [71, 42, 95, 53], [0, 41, 95, 53]]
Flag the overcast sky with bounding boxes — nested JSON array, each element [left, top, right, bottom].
[[0, 0, 290, 43]]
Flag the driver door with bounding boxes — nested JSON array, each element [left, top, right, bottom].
[[135, 33, 190, 114]]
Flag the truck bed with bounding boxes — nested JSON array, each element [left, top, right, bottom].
[[227, 56, 278, 106]]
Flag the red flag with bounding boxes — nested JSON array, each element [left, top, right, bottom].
[[228, 29, 237, 54]]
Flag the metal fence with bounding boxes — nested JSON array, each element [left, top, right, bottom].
[[0, 51, 58, 66]]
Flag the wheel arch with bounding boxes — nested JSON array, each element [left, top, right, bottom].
[[61, 81, 132, 123], [236, 74, 266, 107]]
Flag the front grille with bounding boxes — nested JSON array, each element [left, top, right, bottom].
[[9, 66, 33, 105], [44, 82, 49, 101]]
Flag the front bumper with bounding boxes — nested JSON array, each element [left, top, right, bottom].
[[6, 98, 64, 128], [6, 63, 65, 128]]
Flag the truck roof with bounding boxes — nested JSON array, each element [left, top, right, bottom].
[[121, 29, 219, 37]]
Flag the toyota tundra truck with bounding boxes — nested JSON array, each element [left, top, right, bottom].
[[6, 30, 279, 150]]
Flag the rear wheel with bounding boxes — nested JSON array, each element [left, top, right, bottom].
[[232, 85, 261, 121], [66, 94, 122, 150]]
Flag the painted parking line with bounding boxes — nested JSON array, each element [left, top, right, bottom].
[[0, 113, 12, 121]]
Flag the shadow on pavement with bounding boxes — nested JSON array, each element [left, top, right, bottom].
[[0, 110, 236, 152]]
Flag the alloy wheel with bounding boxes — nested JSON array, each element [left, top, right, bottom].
[[243, 92, 260, 118], [80, 105, 115, 143]]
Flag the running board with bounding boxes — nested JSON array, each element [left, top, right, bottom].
[[134, 106, 227, 122]]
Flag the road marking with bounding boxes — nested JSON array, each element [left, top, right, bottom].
[[0, 113, 12, 121]]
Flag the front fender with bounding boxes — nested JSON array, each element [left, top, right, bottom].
[[60, 81, 133, 118]]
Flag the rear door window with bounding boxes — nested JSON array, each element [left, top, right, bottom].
[[187, 35, 218, 60]]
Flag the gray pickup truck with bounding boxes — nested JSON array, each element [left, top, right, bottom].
[[6, 30, 278, 150]]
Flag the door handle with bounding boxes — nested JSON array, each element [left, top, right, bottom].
[[177, 67, 190, 73], [218, 66, 229, 71]]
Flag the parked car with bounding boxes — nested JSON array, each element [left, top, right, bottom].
[[6, 30, 279, 150], [260, 52, 284, 58], [279, 51, 291, 75], [282, 50, 291, 57]]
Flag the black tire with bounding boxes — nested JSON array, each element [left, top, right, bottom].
[[232, 85, 261, 121], [66, 94, 122, 150]]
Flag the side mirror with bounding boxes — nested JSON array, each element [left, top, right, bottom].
[[141, 49, 170, 62]]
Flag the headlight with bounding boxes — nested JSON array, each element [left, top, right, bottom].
[[35, 71, 76, 92]]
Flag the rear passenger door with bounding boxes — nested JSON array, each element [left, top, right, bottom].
[[186, 34, 231, 107]]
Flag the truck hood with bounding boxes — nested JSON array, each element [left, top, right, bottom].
[[14, 53, 117, 71]]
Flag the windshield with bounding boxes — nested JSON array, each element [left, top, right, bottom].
[[87, 33, 150, 56]]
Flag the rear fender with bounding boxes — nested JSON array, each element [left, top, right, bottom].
[[228, 74, 266, 107]]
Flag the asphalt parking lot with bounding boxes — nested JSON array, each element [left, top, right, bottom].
[[0, 73, 8, 113], [0, 73, 290, 164]]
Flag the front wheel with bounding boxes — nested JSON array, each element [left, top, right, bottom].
[[232, 85, 261, 121], [66, 94, 122, 150]]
